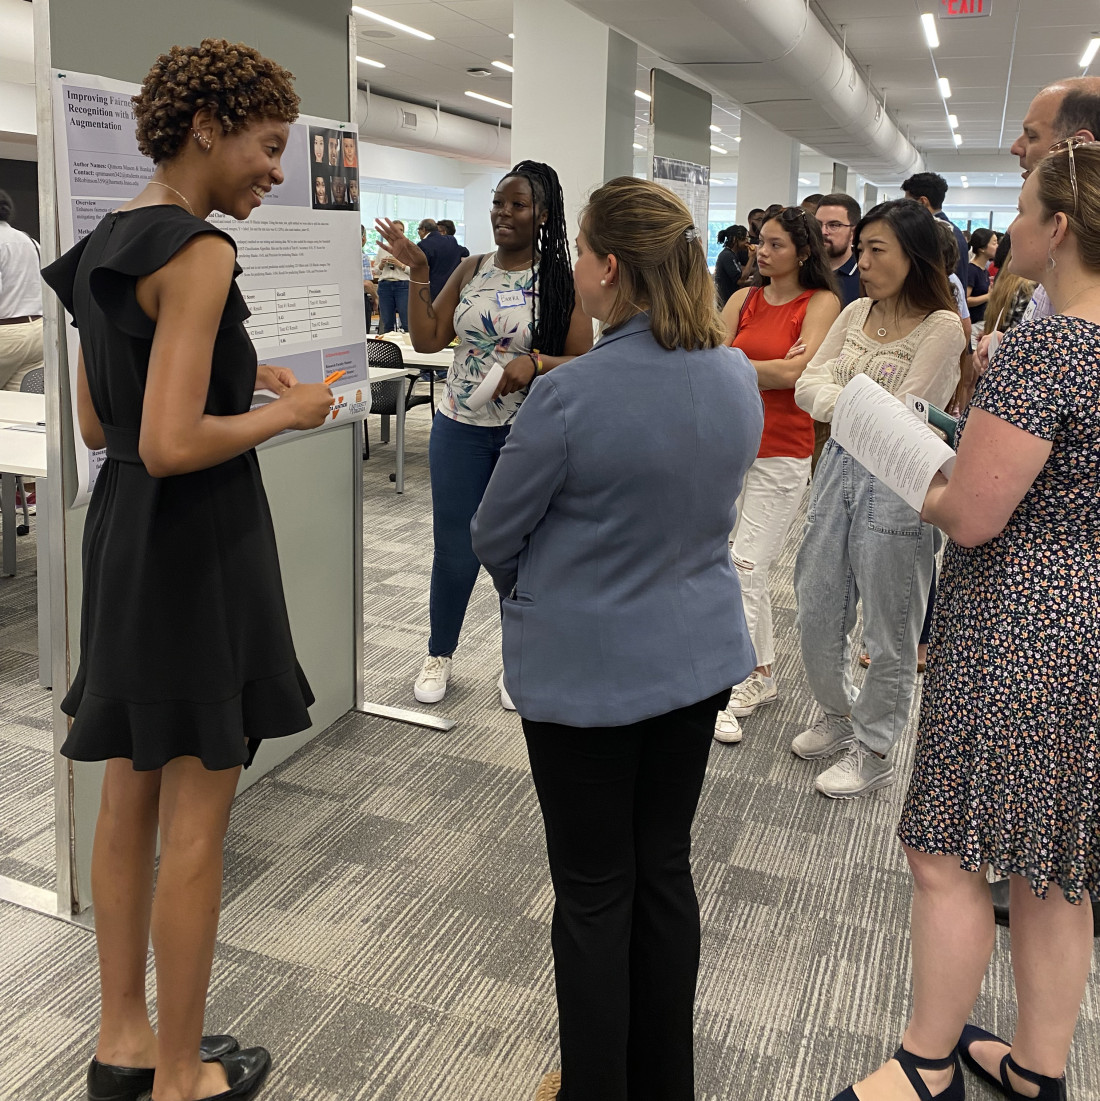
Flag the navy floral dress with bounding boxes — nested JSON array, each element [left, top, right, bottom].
[[899, 315, 1100, 904]]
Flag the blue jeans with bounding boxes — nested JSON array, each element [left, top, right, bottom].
[[428, 411, 511, 657], [377, 279, 408, 333], [794, 439, 934, 757]]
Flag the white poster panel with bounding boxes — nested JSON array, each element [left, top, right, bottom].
[[651, 154, 711, 240], [50, 70, 368, 506]]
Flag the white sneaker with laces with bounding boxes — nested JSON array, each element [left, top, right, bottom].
[[713, 708, 742, 744], [729, 672, 778, 717], [414, 655, 452, 704], [498, 671, 516, 711], [791, 714, 856, 759], [814, 742, 895, 799]]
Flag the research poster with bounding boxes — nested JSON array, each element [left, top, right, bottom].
[[51, 70, 369, 505], [651, 155, 711, 241]]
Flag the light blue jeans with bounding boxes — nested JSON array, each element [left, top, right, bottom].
[[794, 439, 934, 758]]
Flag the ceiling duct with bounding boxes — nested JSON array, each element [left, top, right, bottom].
[[688, 0, 924, 179], [357, 91, 510, 166]]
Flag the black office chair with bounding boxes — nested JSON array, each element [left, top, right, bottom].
[[13, 367, 45, 535], [363, 339, 434, 492]]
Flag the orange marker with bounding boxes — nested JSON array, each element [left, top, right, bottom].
[[322, 369, 347, 386]]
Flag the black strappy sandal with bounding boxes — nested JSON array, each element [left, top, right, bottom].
[[959, 1025, 1067, 1100], [830, 1044, 965, 1101]]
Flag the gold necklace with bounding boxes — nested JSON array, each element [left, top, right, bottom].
[[1060, 285, 1100, 315], [148, 180, 195, 217]]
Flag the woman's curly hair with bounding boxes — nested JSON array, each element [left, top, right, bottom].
[[133, 39, 300, 163]]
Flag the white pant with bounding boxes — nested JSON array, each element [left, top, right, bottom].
[[0, 318, 43, 392], [730, 454, 810, 668]]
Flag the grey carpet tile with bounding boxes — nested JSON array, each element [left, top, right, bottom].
[[1, 407, 1098, 1101]]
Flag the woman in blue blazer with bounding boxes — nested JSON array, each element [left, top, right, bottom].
[[472, 177, 763, 1101]]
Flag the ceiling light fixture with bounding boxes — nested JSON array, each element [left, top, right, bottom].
[[948, 113, 959, 129], [465, 90, 512, 109], [352, 6, 435, 40], [710, 144, 727, 154], [635, 89, 651, 102], [798, 177, 811, 185], [1081, 36, 1100, 69], [508, 32, 515, 39], [633, 143, 645, 150], [355, 55, 385, 68], [492, 60, 514, 73], [921, 13, 939, 49], [938, 76, 952, 98], [710, 124, 722, 133], [734, 135, 742, 142], [953, 132, 963, 146]]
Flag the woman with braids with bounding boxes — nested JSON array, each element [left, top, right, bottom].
[[41, 40, 332, 1101], [375, 160, 591, 708], [471, 178, 763, 1101], [713, 207, 840, 745]]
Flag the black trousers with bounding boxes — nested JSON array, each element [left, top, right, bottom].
[[522, 689, 729, 1101]]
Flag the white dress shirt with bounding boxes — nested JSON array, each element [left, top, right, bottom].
[[0, 221, 43, 318]]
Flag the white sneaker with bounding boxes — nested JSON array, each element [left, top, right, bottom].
[[814, 742, 895, 799], [729, 672, 778, 717], [791, 714, 856, 760], [713, 708, 742, 744], [414, 655, 452, 703], [498, 671, 516, 711]]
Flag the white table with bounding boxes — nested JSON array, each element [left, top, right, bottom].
[[0, 393, 47, 577], [0, 391, 48, 426], [0, 394, 51, 687]]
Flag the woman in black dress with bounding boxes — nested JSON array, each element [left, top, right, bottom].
[[42, 40, 333, 1101]]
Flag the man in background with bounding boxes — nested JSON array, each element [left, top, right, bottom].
[[416, 218, 464, 301], [437, 219, 469, 258], [814, 193, 861, 307], [900, 171, 969, 288], [0, 190, 43, 393]]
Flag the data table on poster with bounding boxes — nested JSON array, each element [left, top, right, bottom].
[[243, 284, 344, 349]]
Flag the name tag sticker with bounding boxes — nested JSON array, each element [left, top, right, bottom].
[[497, 289, 527, 308]]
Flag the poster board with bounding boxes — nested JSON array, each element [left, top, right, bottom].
[[651, 154, 711, 237], [50, 69, 369, 505]]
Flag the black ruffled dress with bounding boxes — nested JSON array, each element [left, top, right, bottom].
[[42, 205, 314, 771]]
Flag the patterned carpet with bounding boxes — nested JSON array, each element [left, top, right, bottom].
[[0, 403, 1097, 1101]]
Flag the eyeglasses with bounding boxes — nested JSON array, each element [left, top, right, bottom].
[[818, 221, 851, 232], [1047, 136, 1100, 215]]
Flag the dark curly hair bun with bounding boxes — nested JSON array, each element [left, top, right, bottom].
[[132, 39, 300, 163]]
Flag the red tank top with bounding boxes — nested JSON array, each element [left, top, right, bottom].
[[730, 287, 816, 459]]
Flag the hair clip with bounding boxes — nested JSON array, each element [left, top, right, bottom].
[[684, 226, 698, 242]]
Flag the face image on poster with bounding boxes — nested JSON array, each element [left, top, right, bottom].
[[308, 125, 360, 212], [51, 70, 369, 505]]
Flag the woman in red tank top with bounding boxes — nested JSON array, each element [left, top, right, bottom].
[[715, 207, 841, 744]]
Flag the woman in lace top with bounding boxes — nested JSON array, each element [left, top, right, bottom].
[[790, 200, 965, 801]]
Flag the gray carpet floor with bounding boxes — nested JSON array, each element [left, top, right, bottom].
[[0, 403, 1097, 1101]]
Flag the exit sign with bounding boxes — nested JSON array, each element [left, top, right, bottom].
[[941, 0, 991, 15]]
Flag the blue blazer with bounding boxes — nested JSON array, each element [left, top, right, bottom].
[[471, 313, 764, 727]]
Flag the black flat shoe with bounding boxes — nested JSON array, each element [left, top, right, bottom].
[[829, 1044, 964, 1100], [88, 1035, 239, 1101], [959, 1025, 1067, 1099], [136, 1047, 271, 1101]]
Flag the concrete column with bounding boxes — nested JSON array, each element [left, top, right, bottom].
[[863, 183, 879, 211], [736, 111, 799, 220], [831, 162, 848, 194], [462, 169, 501, 254], [512, 0, 636, 235]]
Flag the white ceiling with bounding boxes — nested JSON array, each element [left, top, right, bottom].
[[353, 0, 1100, 184], [6, 0, 1100, 185]]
